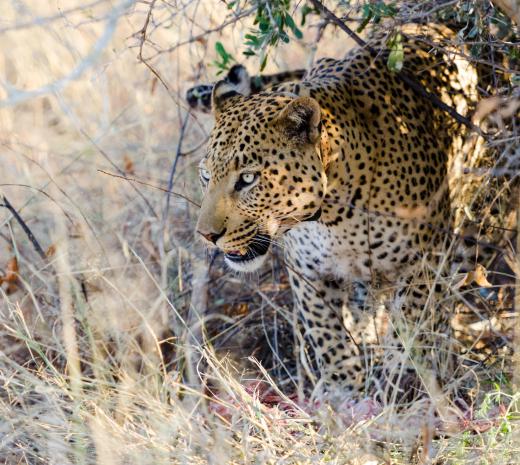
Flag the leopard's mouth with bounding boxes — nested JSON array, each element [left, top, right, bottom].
[[224, 233, 271, 271]]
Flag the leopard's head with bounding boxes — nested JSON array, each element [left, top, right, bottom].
[[196, 73, 326, 272]]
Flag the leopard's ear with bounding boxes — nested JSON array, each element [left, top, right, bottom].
[[273, 97, 321, 144], [212, 65, 251, 115]]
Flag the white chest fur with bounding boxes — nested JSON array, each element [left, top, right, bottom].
[[284, 221, 371, 282]]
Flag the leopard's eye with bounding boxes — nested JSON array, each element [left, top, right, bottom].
[[241, 173, 256, 184], [200, 167, 210, 183], [235, 172, 259, 191]]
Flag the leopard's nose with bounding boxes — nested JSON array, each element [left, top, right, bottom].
[[197, 228, 226, 245]]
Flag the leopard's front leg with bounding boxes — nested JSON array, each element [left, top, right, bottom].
[[376, 267, 457, 403], [288, 269, 370, 394]]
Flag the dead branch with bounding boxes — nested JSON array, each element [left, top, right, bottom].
[[308, 0, 486, 137], [0, 183, 75, 226], [1, 196, 47, 261], [137, 0, 181, 106]]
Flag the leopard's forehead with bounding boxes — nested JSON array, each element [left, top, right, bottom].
[[206, 92, 294, 175]]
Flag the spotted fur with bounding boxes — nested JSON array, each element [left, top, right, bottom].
[[195, 25, 477, 396]]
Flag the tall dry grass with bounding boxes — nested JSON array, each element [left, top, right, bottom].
[[0, 1, 518, 464]]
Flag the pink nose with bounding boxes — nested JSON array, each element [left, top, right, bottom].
[[197, 228, 226, 244]]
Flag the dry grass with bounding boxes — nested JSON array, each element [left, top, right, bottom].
[[0, 1, 518, 464]]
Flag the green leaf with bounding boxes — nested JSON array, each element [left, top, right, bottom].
[[361, 3, 372, 19], [467, 24, 480, 39], [260, 54, 268, 71], [259, 18, 270, 32], [300, 4, 315, 26], [252, 75, 262, 88], [381, 3, 397, 17], [357, 4, 373, 33], [213, 41, 235, 71], [244, 33, 259, 44], [357, 2, 397, 31], [285, 13, 296, 29], [275, 14, 283, 29], [470, 43, 482, 58], [215, 41, 228, 60], [285, 14, 303, 39], [500, 420, 512, 434]]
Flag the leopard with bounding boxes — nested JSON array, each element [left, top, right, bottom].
[[191, 25, 480, 399], [186, 64, 306, 113]]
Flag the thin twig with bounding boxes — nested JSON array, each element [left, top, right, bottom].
[[145, 7, 256, 59], [180, 136, 210, 157], [80, 129, 158, 218], [137, 0, 181, 106], [1, 196, 47, 261], [97, 170, 200, 208], [0, 183, 75, 226], [308, 0, 485, 137], [164, 112, 192, 221]]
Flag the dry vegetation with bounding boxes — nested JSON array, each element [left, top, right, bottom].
[[0, 1, 519, 464]]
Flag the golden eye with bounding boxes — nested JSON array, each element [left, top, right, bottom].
[[200, 167, 210, 182], [240, 173, 256, 184]]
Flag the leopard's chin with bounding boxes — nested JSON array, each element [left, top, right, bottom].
[[224, 233, 271, 272], [225, 252, 269, 272]]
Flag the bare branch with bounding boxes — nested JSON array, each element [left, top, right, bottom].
[[143, 7, 256, 60], [0, 0, 134, 108], [136, 0, 181, 105], [1, 196, 47, 261], [308, 0, 486, 137]]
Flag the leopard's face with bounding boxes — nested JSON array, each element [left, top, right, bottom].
[[196, 92, 326, 272]]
